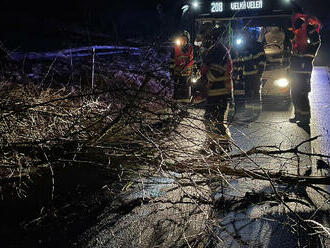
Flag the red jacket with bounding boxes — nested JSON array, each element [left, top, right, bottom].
[[171, 44, 194, 76], [292, 13, 321, 54]]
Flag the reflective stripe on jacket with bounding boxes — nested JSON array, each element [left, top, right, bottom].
[[202, 42, 233, 97], [230, 50, 242, 78], [240, 42, 266, 77]]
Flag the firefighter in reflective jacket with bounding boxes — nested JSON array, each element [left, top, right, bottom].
[[169, 30, 195, 102], [201, 36, 233, 153], [239, 31, 266, 99], [230, 47, 244, 96], [289, 14, 321, 126]]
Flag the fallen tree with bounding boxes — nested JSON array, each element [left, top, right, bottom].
[[0, 45, 329, 248]]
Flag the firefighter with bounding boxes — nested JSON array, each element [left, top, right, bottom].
[[169, 30, 195, 102], [289, 14, 321, 127], [201, 28, 233, 153], [238, 30, 266, 99], [230, 44, 244, 101]]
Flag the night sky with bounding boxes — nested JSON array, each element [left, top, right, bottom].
[[0, 0, 168, 49], [0, 0, 329, 64]]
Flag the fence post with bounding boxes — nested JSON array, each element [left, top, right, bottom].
[[91, 47, 95, 89]]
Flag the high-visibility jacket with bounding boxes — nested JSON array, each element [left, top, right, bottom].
[[230, 49, 242, 78], [201, 42, 233, 97], [239, 42, 266, 77], [169, 44, 195, 77], [291, 14, 321, 74]]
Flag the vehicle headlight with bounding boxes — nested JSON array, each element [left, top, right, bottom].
[[274, 78, 289, 88], [236, 38, 243, 45], [234, 38, 244, 49]]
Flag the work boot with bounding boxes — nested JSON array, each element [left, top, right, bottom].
[[297, 121, 311, 134], [289, 114, 302, 123]]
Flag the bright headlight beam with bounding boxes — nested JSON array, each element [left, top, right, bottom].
[[274, 78, 289, 88], [192, 1, 199, 8], [236, 38, 243, 45]]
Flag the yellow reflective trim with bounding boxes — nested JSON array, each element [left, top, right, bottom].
[[243, 70, 258, 75], [295, 110, 310, 115], [253, 52, 265, 59], [246, 105, 262, 111], [242, 55, 253, 61], [208, 88, 230, 96], [174, 98, 191, 103], [207, 72, 229, 82], [209, 64, 226, 71], [293, 54, 315, 58], [234, 90, 245, 95]]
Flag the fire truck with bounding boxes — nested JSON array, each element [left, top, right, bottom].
[[178, 0, 297, 104]]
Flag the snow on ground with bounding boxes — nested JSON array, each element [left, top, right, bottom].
[[311, 67, 330, 159]]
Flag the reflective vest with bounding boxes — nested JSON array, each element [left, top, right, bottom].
[[202, 43, 233, 97], [170, 44, 194, 77]]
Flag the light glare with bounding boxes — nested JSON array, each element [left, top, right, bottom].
[[192, 1, 199, 8], [274, 78, 289, 88], [236, 38, 243, 45]]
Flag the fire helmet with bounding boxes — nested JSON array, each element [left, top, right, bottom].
[[181, 30, 191, 43]]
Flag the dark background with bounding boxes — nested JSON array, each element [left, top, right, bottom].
[[0, 0, 329, 65]]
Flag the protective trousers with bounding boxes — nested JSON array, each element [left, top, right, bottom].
[[204, 95, 231, 151], [173, 76, 190, 102], [245, 75, 261, 99], [290, 72, 311, 123]]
